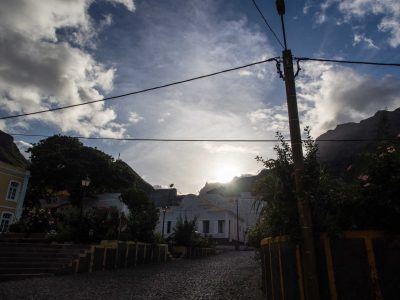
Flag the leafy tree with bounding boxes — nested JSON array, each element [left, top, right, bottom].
[[121, 188, 159, 242], [26, 135, 152, 206], [172, 217, 199, 246], [252, 128, 400, 246]]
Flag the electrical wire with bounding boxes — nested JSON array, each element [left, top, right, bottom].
[[296, 57, 400, 67], [8, 133, 399, 143], [0, 57, 278, 121], [250, 0, 285, 49]]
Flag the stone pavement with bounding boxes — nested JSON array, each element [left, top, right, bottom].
[[0, 250, 264, 300]]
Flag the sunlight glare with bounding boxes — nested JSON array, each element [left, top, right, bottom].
[[214, 164, 240, 183]]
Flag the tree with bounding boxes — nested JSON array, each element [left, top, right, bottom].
[[172, 217, 199, 246], [27, 135, 152, 206], [121, 188, 159, 242], [252, 128, 400, 246]]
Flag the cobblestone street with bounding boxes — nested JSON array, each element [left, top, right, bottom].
[[0, 251, 264, 300]]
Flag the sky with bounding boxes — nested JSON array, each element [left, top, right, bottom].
[[1, 0, 400, 194]]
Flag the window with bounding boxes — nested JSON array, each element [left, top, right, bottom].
[[167, 221, 171, 234], [6, 181, 20, 201], [218, 220, 225, 233], [203, 220, 210, 234], [0, 213, 13, 233]]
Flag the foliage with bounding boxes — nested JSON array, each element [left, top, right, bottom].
[[9, 208, 56, 234], [252, 128, 400, 246], [53, 207, 120, 242], [10, 206, 121, 242], [172, 217, 200, 247], [121, 188, 159, 243], [26, 135, 152, 207], [344, 141, 400, 231], [196, 234, 215, 248]]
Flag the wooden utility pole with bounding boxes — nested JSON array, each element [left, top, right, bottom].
[[276, 1, 320, 299]]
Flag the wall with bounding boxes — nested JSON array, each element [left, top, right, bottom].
[[155, 194, 247, 243], [71, 240, 168, 274], [260, 231, 400, 300], [0, 161, 30, 222]]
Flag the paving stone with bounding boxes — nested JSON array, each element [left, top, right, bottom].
[[0, 251, 264, 300]]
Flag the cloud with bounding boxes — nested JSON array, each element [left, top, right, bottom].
[[115, 0, 278, 193], [202, 143, 260, 155], [0, 0, 135, 137], [247, 106, 289, 133], [297, 62, 400, 137], [353, 33, 379, 49], [313, 0, 400, 47], [106, 0, 136, 12], [14, 140, 32, 160], [128, 112, 144, 124]]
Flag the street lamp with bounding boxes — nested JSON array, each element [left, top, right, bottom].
[[161, 206, 168, 238], [79, 176, 90, 240]]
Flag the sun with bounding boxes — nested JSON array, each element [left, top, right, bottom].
[[214, 164, 240, 183]]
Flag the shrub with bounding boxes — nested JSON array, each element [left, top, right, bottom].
[[11, 208, 56, 234], [252, 128, 400, 243], [172, 217, 199, 246], [121, 188, 159, 243]]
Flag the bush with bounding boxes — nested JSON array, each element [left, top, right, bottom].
[[253, 128, 400, 243], [53, 207, 120, 242], [11, 208, 56, 234], [121, 188, 159, 243], [172, 217, 199, 247]]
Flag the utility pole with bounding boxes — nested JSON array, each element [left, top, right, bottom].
[[235, 198, 239, 251], [275, 1, 320, 299]]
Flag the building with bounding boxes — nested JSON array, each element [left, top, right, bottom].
[[149, 187, 180, 207], [156, 194, 247, 244], [0, 131, 30, 233]]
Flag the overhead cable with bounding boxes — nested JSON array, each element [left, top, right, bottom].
[[250, 0, 285, 49], [8, 133, 399, 143], [296, 57, 400, 67], [0, 57, 278, 120]]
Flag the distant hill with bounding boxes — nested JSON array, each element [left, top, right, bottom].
[[316, 108, 400, 172], [198, 108, 400, 196], [199, 170, 267, 196], [0, 130, 28, 168]]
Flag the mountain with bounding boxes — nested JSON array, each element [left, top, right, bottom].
[[316, 108, 400, 171], [0, 130, 28, 168], [199, 170, 267, 196], [198, 108, 400, 196]]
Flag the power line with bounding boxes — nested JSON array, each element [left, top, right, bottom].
[[250, 0, 284, 49], [8, 133, 399, 143], [296, 57, 400, 67], [0, 57, 278, 121]]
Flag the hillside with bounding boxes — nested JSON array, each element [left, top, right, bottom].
[[316, 108, 400, 171], [199, 170, 267, 196], [0, 130, 28, 168]]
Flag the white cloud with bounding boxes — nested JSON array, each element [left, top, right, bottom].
[[128, 112, 144, 124], [315, 0, 400, 47], [116, 0, 279, 193], [247, 106, 289, 134], [202, 143, 260, 155], [0, 0, 135, 138], [106, 0, 136, 12], [15, 140, 32, 159], [297, 62, 400, 137], [353, 33, 379, 49]]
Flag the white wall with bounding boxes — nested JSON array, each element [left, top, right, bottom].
[[156, 194, 247, 242]]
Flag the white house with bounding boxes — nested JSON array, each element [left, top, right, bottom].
[[156, 194, 247, 244]]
